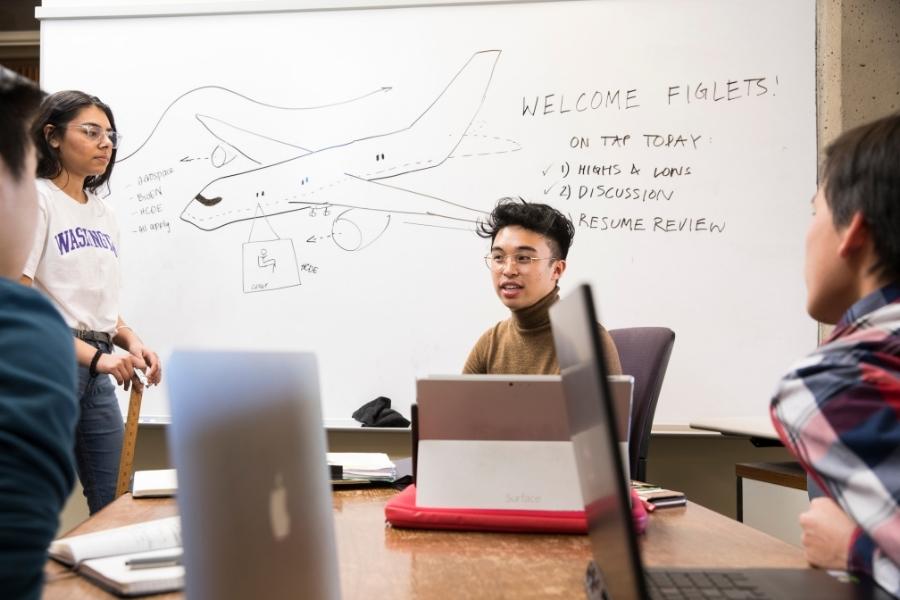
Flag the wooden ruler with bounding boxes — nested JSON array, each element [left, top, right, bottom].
[[115, 384, 143, 497]]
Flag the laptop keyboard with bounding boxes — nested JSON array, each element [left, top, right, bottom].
[[648, 571, 772, 600]]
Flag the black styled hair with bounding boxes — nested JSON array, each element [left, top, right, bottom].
[[822, 112, 900, 283], [0, 66, 44, 180], [478, 197, 575, 259], [31, 90, 118, 192]]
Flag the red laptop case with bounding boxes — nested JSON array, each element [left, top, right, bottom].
[[384, 485, 648, 534]]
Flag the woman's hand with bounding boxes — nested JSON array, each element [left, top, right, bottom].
[[96, 352, 145, 390], [128, 342, 162, 386]]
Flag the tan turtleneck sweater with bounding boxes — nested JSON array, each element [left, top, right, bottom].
[[463, 287, 622, 375]]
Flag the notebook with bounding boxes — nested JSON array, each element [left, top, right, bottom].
[[77, 548, 184, 597], [49, 516, 181, 567], [48, 517, 183, 596], [383, 483, 650, 534], [549, 284, 891, 600], [167, 350, 340, 600], [132, 469, 178, 497], [327, 452, 396, 482], [631, 481, 686, 509]]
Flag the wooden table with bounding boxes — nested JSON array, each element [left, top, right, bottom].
[[43, 488, 807, 599]]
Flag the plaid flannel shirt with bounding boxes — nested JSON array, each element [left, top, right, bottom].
[[771, 283, 900, 597]]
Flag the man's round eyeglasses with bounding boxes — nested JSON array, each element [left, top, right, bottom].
[[484, 253, 558, 271], [67, 123, 123, 149]]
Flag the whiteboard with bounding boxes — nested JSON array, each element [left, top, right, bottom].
[[39, 0, 817, 426]]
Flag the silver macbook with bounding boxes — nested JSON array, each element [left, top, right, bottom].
[[414, 374, 633, 511], [550, 284, 890, 600], [167, 350, 340, 600]]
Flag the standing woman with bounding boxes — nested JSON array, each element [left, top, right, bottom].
[[22, 91, 162, 514]]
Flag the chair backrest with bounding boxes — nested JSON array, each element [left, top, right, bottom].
[[608, 327, 675, 482]]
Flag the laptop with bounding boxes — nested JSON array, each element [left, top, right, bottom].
[[414, 374, 633, 511], [167, 350, 340, 600], [549, 285, 890, 600]]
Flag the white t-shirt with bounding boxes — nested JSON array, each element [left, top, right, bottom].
[[23, 179, 121, 334]]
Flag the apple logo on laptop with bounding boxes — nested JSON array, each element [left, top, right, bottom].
[[269, 472, 291, 541]]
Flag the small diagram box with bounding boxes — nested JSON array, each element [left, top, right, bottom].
[[242, 239, 301, 293]]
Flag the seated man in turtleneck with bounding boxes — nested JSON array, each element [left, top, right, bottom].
[[463, 197, 621, 375]]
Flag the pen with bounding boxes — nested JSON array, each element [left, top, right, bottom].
[[125, 551, 183, 570]]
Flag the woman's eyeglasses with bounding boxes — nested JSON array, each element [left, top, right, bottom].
[[67, 123, 122, 149]]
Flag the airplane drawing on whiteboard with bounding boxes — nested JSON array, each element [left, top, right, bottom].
[[175, 50, 518, 250]]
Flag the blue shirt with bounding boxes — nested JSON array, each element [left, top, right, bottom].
[[0, 276, 78, 600]]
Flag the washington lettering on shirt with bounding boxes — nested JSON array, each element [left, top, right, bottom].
[[54, 227, 118, 257]]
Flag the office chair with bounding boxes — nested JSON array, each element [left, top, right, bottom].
[[608, 327, 675, 482]]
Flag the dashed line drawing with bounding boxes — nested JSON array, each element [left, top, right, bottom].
[[331, 208, 391, 252], [117, 50, 520, 258], [176, 50, 519, 245], [242, 204, 301, 294]]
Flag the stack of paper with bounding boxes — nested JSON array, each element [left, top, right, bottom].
[[327, 452, 396, 482], [631, 481, 687, 508], [49, 516, 183, 595]]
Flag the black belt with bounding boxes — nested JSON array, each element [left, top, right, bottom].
[[72, 329, 113, 346]]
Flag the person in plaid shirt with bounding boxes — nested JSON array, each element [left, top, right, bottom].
[[771, 111, 900, 596]]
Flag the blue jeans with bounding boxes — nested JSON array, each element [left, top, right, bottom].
[[74, 340, 124, 514]]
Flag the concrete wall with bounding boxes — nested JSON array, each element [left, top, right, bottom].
[[818, 0, 900, 148]]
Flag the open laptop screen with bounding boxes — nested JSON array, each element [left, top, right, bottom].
[[550, 284, 648, 600], [167, 350, 340, 600]]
